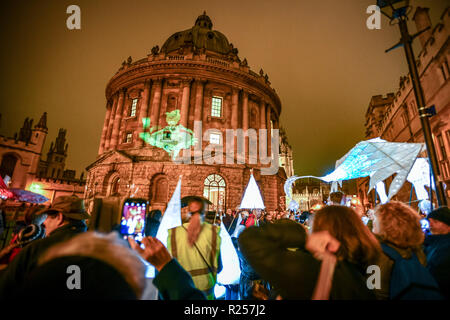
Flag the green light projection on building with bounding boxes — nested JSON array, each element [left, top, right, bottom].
[[139, 109, 197, 159]]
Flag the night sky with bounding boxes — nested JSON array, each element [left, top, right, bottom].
[[0, 0, 447, 177]]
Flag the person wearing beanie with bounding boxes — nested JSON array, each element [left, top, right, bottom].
[[424, 207, 450, 299]]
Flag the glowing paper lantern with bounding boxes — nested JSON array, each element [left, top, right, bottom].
[[146, 176, 183, 278], [217, 221, 241, 285], [289, 138, 425, 202], [239, 173, 265, 209]]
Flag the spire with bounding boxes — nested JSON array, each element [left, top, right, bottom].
[[54, 129, 67, 154], [18, 117, 33, 143], [35, 112, 48, 131]]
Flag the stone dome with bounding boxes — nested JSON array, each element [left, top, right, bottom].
[[161, 12, 233, 55]]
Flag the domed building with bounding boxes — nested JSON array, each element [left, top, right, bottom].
[[85, 12, 287, 213]]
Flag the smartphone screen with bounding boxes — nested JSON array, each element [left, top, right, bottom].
[[119, 200, 147, 243]]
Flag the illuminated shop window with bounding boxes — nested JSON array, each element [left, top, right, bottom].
[[209, 132, 221, 145], [130, 99, 138, 117], [211, 96, 222, 117], [203, 174, 226, 212]]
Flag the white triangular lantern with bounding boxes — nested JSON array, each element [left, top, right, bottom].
[[156, 176, 182, 247], [239, 173, 265, 209], [146, 176, 182, 279], [217, 221, 241, 285]]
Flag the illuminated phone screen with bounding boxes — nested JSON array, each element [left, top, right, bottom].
[[120, 201, 147, 243]]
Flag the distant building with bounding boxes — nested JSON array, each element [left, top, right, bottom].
[[279, 126, 294, 178], [359, 7, 450, 207], [292, 178, 330, 211], [291, 178, 358, 211], [0, 112, 85, 202]]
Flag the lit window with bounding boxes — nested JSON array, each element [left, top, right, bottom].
[[209, 132, 221, 145], [211, 96, 222, 117], [125, 132, 133, 143], [203, 174, 226, 212], [130, 99, 138, 117]]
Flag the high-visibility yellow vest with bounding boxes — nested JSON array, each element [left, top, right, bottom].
[[167, 222, 221, 300]]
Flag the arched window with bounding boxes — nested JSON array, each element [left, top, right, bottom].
[[151, 175, 168, 203], [203, 174, 226, 212], [0, 154, 18, 180], [110, 177, 120, 196]]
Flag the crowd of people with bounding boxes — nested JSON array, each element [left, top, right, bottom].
[[0, 191, 448, 300]]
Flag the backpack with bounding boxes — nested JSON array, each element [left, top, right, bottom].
[[381, 243, 443, 300]]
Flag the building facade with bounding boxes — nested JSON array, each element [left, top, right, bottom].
[[359, 7, 450, 207], [0, 112, 85, 202], [85, 13, 288, 213], [279, 126, 294, 178]]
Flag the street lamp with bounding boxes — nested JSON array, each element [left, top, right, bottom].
[[377, 0, 448, 207]]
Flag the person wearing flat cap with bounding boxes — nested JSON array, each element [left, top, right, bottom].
[[0, 196, 88, 299], [424, 207, 450, 299]]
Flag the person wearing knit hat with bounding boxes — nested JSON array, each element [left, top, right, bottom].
[[427, 207, 450, 235], [424, 206, 450, 299]]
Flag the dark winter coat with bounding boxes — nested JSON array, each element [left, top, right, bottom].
[[0, 220, 87, 299], [238, 219, 375, 300], [377, 238, 443, 300], [423, 233, 450, 299]]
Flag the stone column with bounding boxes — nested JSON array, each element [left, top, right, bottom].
[[242, 91, 249, 157], [150, 79, 162, 130], [139, 80, 152, 146], [259, 100, 267, 163], [119, 96, 131, 145], [194, 79, 206, 123], [231, 87, 239, 129], [104, 94, 118, 151], [98, 100, 112, 154], [180, 78, 192, 128], [259, 100, 266, 129], [266, 105, 272, 158], [110, 88, 126, 149]]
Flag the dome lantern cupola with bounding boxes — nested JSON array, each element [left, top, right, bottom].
[[161, 12, 233, 56], [195, 11, 213, 29]]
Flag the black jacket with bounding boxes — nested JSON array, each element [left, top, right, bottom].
[[0, 220, 87, 299], [238, 220, 375, 300], [423, 233, 450, 299]]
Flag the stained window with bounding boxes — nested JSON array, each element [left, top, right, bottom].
[[211, 96, 222, 117], [203, 174, 226, 212]]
